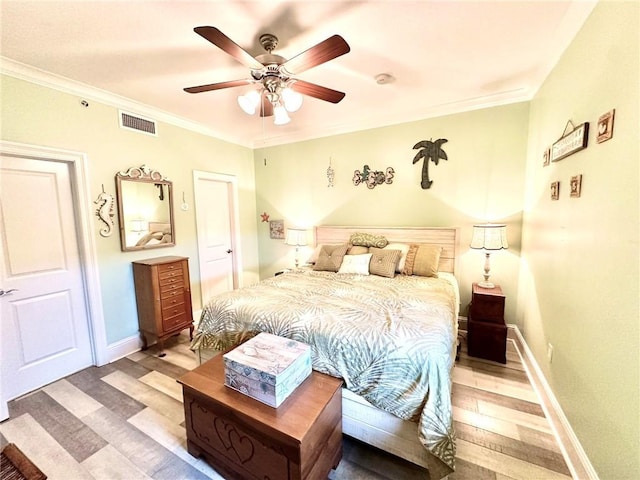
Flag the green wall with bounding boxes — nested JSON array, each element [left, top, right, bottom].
[[254, 102, 530, 321], [519, 1, 639, 478], [2, 2, 638, 476], [0, 75, 260, 344]]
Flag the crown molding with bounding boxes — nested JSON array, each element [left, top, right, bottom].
[[2, 56, 533, 151], [251, 87, 534, 149], [0, 57, 253, 148]]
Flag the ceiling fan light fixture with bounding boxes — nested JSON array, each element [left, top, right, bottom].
[[282, 87, 303, 112], [237, 89, 260, 115], [273, 104, 291, 125]]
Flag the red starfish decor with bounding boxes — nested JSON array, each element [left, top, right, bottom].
[[260, 212, 270, 222]]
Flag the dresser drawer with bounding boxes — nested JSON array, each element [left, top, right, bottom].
[[162, 299, 187, 318], [158, 262, 182, 274], [162, 309, 190, 331], [160, 282, 184, 297], [161, 294, 185, 310], [159, 272, 184, 288]]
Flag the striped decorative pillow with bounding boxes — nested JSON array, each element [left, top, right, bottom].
[[403, 244, 442, 277], [368, 247, 401, 278]]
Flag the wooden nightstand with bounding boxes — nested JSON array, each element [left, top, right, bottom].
[[467, 283, 507, 363]]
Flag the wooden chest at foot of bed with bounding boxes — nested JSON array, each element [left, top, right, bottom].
[[467, 320, 507, 364], [179, 354, 343, 480], [223, 332, 312, 407]]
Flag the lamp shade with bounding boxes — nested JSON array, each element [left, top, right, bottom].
[[282, 87, 303, 112], [470, 224, 508, 250], [273, 104, 291, 125], [237, 90, 260, 115], [285, 228, 308, 246]]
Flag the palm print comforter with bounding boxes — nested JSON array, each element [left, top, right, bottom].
[[191, 269, 459, 476]]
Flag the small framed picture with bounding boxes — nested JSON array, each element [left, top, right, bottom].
[[570, 174, 583, 198], [269, 219, 285, 239], [551, 181, 560, 200], [597, 109, 615, 143], [543, 147, 551, 167]]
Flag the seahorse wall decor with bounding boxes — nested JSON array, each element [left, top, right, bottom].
[[352, 165, 395, 189], [412, 138, 448, 189], [94, 186, 115, 237]]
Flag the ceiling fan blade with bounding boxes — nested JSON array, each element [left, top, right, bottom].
[[194, 26, 264, 70], [184, 79, 252, 94], [281, 35, 350, 75], [291, 80, 346, 104], [260, 96, 274, 117]]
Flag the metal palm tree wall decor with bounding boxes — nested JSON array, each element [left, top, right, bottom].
[[412, 138, 448, 189]]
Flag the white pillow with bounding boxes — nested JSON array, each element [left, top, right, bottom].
[[337, 253, 372, 275], [383, 243, 410, 272]]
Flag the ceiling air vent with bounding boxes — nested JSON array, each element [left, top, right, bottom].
[[119, 111, 157, 136]]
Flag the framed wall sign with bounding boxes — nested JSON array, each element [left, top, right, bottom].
[[269, 219, 284, 239], [543, 147, 551, 167], [597, 109, 615, 143], [551, 122, 589, 162], [570, 175, 583, 198], [551, 181, 560, 200]]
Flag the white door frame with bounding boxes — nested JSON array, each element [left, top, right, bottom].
[[193, 170, 243, 304], [0, 141, 107, 419]]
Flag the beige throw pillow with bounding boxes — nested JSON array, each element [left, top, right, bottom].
[[404, 244, 442, 277], [368, 247, 401, 278], [313, 244, 349, 272], [347, 245, 369, 255]]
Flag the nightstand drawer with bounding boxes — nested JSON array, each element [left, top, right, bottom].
[[468, 320, 507, 364], [470, 283, 505, 324], [470, 296, 505, 323]]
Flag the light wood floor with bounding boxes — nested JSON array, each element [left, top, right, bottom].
[[0, 331, 573, 480]]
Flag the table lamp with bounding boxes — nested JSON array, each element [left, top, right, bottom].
[[285, 228, 308, 268], [470, 223, 508, 288]]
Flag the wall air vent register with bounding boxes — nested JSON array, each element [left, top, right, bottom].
[[119, 111, 157, 136]]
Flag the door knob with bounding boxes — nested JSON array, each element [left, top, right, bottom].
[[0, 289, 18, 297], [226, 249, 233, 254]]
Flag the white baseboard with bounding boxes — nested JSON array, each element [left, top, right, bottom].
[[105, 309, 202, 364], [508, 324, 599, 480], [106, 334, 143, 363]]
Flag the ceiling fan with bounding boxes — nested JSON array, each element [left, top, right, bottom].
[[184, 27, 350, 124]]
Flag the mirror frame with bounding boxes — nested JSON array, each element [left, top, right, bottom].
[[115, 165, 175, 252]]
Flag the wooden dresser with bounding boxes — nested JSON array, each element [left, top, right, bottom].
[[179, 354, 343, 480], [467, 283, 507, 363], [132, 256, 193, 354]]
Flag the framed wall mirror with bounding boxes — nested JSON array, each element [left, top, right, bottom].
[[115, 165, 175, 251]]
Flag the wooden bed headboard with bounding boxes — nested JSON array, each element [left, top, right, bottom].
[[314, 226, 460, 275]]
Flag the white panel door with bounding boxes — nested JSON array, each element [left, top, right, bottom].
[[0, 157, 93, 403], [193, 171, 240, 307]]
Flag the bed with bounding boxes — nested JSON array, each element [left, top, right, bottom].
[[135, 221, 172, 246], [191, 226, 460, 479]]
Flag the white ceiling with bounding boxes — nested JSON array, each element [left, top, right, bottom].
[[0, 1, 597, 148]]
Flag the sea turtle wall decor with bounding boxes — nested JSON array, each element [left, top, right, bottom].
[[412, 138, 448, 189]]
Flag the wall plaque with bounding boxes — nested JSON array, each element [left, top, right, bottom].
[[551, 122, 589, 162]]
